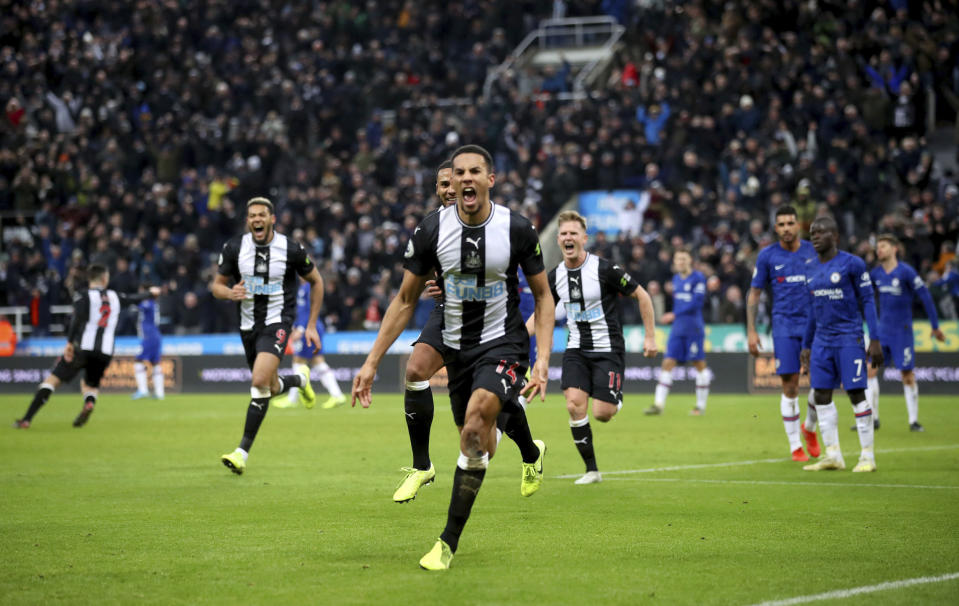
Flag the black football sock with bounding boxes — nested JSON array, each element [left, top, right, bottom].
[[238, 396, 270, 452], [571, 421, 598, 472], [276, 374, 302, 395], [500, 405, 539, 463], [404, 386, 434, 470], [440, 466, 486, 553], [22, 386, 53, 422]]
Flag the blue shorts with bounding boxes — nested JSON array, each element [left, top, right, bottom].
[[294, 322, 326, 358], [135, 334, 162, 364], [772, 336, 802, 375], [665, 332, 705, 363], [880, 330, 915, 371], [809, 344, 868, 391]]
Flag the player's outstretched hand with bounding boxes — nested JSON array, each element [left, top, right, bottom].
[[747, 331, 761, 357], [305, 326, 321, 350], [799, 348, 811, 375], [932, 328, 946, 342], [522, 359, 549, 402], [351, 363, 376, 408], [230, 280, 248, 301], [867, 339, 883, 368], [643, 335, 658, 358]]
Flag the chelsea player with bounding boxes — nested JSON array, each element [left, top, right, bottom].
[[646, 248, 711, 416], [282, 278, 345, 409], [747, 206, 820, 461], [132, 286, 164, 400], [800, 216, 883, 472], [865, 234, 944, 432]]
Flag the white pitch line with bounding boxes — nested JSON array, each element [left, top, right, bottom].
[[747, 571, 959, 606], [601, 477, 959, 490], [554, 443, 959, 479]]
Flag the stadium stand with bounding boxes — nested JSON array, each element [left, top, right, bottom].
[[1, 0, 957, 338]]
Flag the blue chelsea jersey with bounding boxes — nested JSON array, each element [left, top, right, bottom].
[[137, 299, 160, 338], [871, 262, 939, 337], [751, 240, 817, 338], [671, 270, 706, 336], [804, 251, 878, 348]]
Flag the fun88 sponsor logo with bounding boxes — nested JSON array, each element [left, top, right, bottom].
[[446, 274, 505, 301], [565, 302, 603, 322], [244, 275, 283, 295]]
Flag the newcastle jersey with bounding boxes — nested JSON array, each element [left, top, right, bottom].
[[218, 232, 314, 331], [403, 202, 545, 351], [548, 253, 639, 352]]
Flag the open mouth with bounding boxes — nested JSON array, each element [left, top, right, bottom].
[[462, 187, 476, 203], [252, 225, 266, 238], [563, 242, 575, 253]]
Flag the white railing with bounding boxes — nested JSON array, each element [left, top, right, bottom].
[[482, 16, 625, 101], [0, 305, 74, 340]]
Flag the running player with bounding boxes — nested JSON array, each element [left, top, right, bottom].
[[645, 248, 711, 416], [532, 210, 658, 485], [800, 216, 883, 472], [213, 197, 323, 475], [865, 234, 944, 432], [14, 264, 160, 428], [747, 206, 821, 461], [281, 277, 346, 409], [394, 160, 542, 503], [132, 285, 165, 400], [352, 144, 553, 570]]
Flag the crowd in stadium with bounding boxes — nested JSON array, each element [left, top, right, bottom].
[[2, 0, 959, 337]]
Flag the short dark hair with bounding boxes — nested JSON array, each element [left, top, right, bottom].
[[246, 197, 274, 215], [811, 215, 838, 233], [451, 144, 493, 172], [87, 264, 109, 283], [877, 233, 901, 250], [437, 160, 452, 172], [775, 205, 798, 218]]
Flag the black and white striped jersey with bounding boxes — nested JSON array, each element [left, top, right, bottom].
[[67, 288, 148, 356], [218, 232, 314, 331], [403, 202, 545, 351], [548, 253, 639, 353]]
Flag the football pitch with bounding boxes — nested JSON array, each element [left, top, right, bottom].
[[2, 392, 958, 605]]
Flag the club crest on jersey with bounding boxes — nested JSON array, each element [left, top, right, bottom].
[[830, 272, 841, 283], [892, 278, 899, 287], [570, 286, 581, 300], [465, 249, 482, 269], [256, 261, 268, 273]]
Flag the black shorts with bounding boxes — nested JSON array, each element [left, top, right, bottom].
[[413, 305, 450, 357], [51, 350, 112, 388], [445, 342, 529, 427], [561, 349, 625, 406], [240, 323, 292, 370]]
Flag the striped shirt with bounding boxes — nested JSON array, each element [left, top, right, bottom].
[[218, 232, 314, 331], [68, 288, 148, 355], [403, 202, 545, 351], [549, 253, 639, 353]]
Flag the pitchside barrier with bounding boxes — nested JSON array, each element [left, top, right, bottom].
[[5, 323, 957, 395]]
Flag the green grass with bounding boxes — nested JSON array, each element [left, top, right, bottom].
[[2, 391, 958, 605]]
